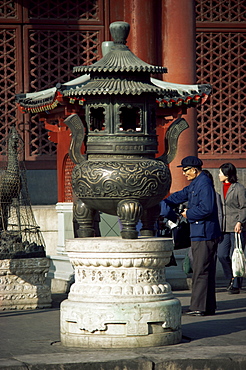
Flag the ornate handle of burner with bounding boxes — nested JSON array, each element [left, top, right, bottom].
[[157, 118, 189, 164], [64, 114, 86, 164]]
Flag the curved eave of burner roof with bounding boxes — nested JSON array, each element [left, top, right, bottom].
[[62, 77, 165, 97], [152, 78, 212, 97], [15, 74, 212, 113], [15, 75, 90, 113], [73, 45, 167, 75], [15, 87, 58, 113], [153, 78, 212, 107], [63, 76, 212, 98]]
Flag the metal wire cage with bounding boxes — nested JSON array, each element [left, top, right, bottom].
[[0, 126, 46, 259]]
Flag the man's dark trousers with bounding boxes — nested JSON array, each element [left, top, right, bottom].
[[190, 239, 218, 313]]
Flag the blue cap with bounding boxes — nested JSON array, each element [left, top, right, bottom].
[[177, 156, 203, 168]]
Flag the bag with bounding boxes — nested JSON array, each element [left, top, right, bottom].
[[182, 251, 193, 274], [172, 216, 191, 250], [232, 233, 246, 278]]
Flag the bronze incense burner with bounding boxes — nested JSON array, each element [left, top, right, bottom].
[[64, 21, 188, 239]]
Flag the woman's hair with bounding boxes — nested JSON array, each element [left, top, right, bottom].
[[220, 163, 237, 183], [203, 169, 214, 186]]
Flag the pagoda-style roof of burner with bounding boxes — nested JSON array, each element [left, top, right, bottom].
[[15, 21, 212, 113], [62, 77, 166, 97], [69, 21, 167, 96], [16, 74, 212, 113], [73, 47, 167, 75], [73, 22, 166, 75]]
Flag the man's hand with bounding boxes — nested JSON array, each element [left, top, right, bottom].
[[181, 208, 187, 218]]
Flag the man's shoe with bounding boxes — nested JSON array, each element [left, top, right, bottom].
[[228, 287, 240, 294], [185, 310, 205, 316], [185, 310, 216, 316]]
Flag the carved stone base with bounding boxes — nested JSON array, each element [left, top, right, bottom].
[[0, 258, 52, 310], [60, 237, 182, 348]]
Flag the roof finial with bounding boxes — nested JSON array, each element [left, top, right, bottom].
[[109, 21, 130, 45]]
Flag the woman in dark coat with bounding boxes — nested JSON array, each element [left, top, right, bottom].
[[217, 163, 246, 294]]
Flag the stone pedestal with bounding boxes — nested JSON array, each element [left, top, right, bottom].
[[0, 257, 52, 310], [60, 237, 182, 348]]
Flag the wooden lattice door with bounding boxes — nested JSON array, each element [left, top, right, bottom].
[[0, 0, 106, 201], [24, 25, 103, 161], [0, 14, 23, 158], [0, 0, 105, 164], [195, 0, 246, 167]]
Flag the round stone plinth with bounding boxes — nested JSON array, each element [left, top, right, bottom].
[[60, 237, 182, 347], [61, 298, 182, 348]]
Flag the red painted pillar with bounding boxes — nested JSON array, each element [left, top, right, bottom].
[[45, 120, 71, 202], [124, 0, 158, 65], [162, 0, 197, 193]]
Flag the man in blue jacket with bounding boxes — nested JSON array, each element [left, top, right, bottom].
[[163, 156, 221, 316]]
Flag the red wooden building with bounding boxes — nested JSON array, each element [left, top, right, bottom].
[[1, 0, 246, 203]]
